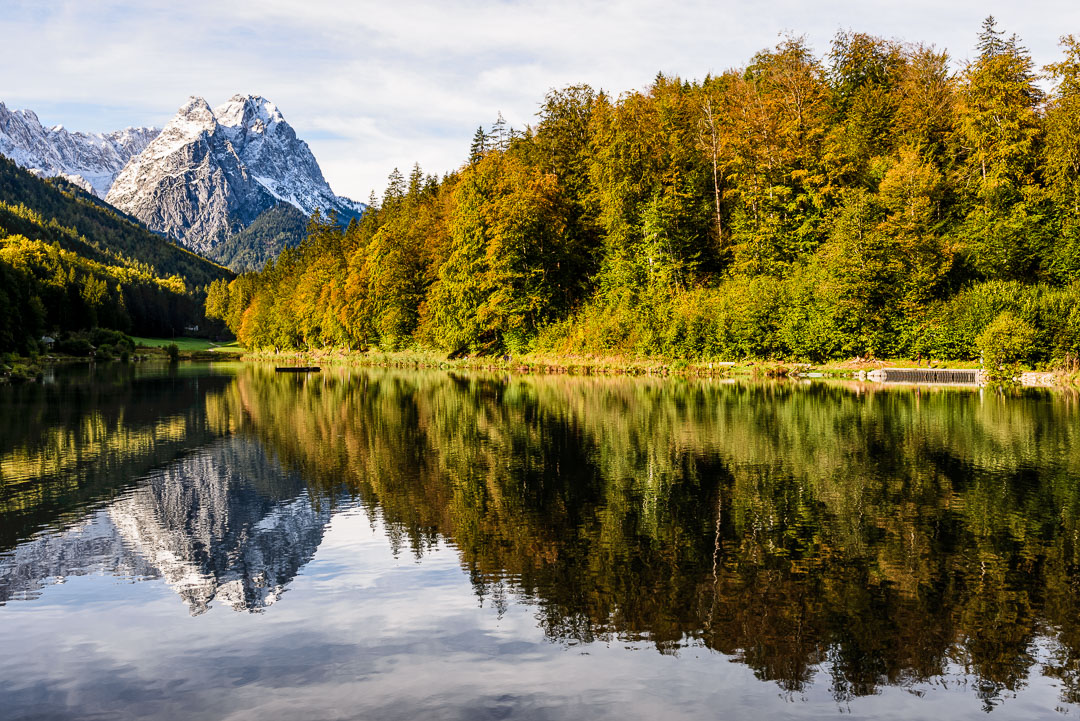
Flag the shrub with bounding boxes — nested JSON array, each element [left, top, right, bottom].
[[56, 336, 93, 356], [8, 362, 42, 383], [166, 343, 180, 362], [977, 311, 1037, 381]]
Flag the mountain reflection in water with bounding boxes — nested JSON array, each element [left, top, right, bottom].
[[1, 436, 331, 614], [2, 363, 1080, 719]]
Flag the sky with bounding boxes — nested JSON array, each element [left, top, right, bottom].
[[3, 0, 1079, 201]]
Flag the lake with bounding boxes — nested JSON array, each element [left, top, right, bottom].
[[2, 362, 1080, 720]]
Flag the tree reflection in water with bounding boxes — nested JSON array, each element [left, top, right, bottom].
[[216, 367, 1080, 710]]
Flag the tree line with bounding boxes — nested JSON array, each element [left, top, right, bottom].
[[208, 19, 1080, 363]]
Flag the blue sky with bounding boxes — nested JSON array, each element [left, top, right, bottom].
[[3, 0, 1079, 200]]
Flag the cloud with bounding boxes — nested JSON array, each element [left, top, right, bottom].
[[2, 0, 1079, 198]]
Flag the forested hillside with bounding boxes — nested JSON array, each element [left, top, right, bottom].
[[211, 203, 310, 271], [0, 156, 230, 287], [0, 158, 233, 353], [208, 20, 1080, 363]]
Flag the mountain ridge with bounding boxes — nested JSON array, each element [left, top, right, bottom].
[[0, 101, 158, 198], [0, 95, 364, 263], [0, 154, 233, 350], [211, 203, 310, 272]]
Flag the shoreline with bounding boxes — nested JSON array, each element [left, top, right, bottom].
[[240, 348, 1080, 387], [6, 347, 1076, 388]]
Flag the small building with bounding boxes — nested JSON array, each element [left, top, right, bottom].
[[184, 324, 200, 333], [40, 335, 55, 348]]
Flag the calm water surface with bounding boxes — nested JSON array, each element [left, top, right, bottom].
[[2, 362, 1080, 719]]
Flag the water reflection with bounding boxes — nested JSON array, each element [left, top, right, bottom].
[[220, 369, 1080, 709], [0, 363, 236, 550], [3, 363, 1080, 717], [1, 436, 333, 614]]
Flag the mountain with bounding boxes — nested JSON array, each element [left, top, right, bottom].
[[106, 94, 364, 255], [211, 203, 309, 271], [0, 101, 158, 198]]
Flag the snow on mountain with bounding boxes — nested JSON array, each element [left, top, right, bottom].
[[0, 101, 158, 198], [106, 94, 364, 254]]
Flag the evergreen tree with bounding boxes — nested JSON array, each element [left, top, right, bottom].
[[491, 112, 510, 151], [383, 168, 406, 208], [408, 163, 425, 201], [957, 17, 1046, 280], [977, 16, 1006, 59], [469, 126, 488, 164]]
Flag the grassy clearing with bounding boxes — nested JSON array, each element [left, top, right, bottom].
[[132, 337, 244, 353]]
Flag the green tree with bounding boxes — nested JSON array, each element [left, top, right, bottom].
[[824, 31, 905, 190], [956, 18, 1047, 281], [469, 126, 489, 165], [725, 37, 832, 275], [427, 153, 570, 352], [1045, 36, 1080, 280]]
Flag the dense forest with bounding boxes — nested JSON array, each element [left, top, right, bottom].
[[0, 157, 230, 287], [210, 203, 310, 272], [208, 20, 1080, 363], [0, 157, 233, 353]]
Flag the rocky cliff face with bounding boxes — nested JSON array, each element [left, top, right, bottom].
[[0, 101, 158, 198], [106, 94, 363, 255]]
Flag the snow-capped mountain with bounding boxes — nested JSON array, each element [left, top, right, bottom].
[[106, 94, 364, 254], [0, 101, 158, 198]]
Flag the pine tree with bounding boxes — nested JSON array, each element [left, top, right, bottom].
[[491, 112, 509, 151], [408, 163, 424, 201], [469, 126, 488, 164], [958, 20, 1046, 279], [383, 168, 406, 208], [978, 16, 1006, 58]]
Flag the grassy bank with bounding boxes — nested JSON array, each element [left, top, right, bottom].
[[244, 347, 1056, 383], [250, 348, 757, 376]]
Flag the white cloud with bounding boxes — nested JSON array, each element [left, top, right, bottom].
[[3, 0, 1079, 198]]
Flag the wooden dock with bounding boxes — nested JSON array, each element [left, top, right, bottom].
[[866, 368, 982, 385], [275, 366, 321, 373]]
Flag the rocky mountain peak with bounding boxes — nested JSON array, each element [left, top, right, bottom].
[[175, 96, 216, 125], [11, 105, 41, 125], [162, 96, 217, 141], [214, 94, 285, 133], [105, 93, 363, 256]]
